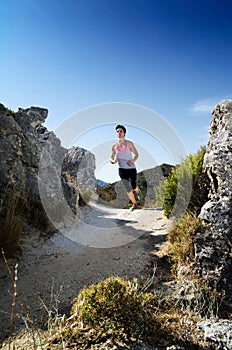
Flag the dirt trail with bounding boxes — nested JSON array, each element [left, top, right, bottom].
[[0, 204, 172, 341]]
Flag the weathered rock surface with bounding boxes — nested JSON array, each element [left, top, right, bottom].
[[138, 164, 175, 206], [62, 146, 97, 206], [198, 319, 232, 350], [197, 100, 232, 301], [0, 103, 96, 252]]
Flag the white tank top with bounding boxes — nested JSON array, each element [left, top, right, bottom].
[[115, 140, 136, 169]]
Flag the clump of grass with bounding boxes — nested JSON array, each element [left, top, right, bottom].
[[46, 276, 157, 349], [71, 277, 154, 343], [0, 193, 23, 256], [167, 212, 205, 275], [174, 279, 225, 319], [38, 280, 65, 334], [79, 188, 93, 205]]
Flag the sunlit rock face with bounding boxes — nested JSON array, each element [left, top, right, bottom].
[[197, 100, 232, 301], [0, 103, 96, 238]]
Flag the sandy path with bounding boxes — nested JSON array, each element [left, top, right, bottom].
[[0, 204, 172, 341]]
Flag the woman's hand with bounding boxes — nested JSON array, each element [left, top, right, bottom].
[[127, 160, 134, 166]]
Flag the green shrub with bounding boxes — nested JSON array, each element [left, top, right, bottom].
[[155, 146, 208, 218], [163, 167, 178, 218], [154, 182, 165, 208], [155, 161, 189, 218], [187, 146, 210, 214], [69, 276, 155, 345]]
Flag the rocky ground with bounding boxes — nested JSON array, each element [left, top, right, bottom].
[[0, 204, 172, 344]]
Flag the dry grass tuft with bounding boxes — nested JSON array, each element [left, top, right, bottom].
[[0, 268, 230, 350], [0, 193, 23, 256], [167, 212, 205, 275], [1, 249, 37, 349]]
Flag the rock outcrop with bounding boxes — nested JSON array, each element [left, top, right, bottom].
[[0, 103, 96, 253], [197, 100, 232, 300], [62, 146, 97, 210], [138, 164, 175, 207], [198, 319, 232, 350]]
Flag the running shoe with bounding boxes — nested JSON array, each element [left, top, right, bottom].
[[131, 204, 138, 211]]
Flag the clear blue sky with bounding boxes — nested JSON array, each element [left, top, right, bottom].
[[1, 0, 232, 182]]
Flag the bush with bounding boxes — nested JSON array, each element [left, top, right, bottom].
[[42, 277, 156, 348], [70, 276, 154, 344], [155, 146, 208, 218], [163, 167, 178, 218], [187, 146, 210, 214], [154, 181, 165, 208], [155, 162, 190, 218]]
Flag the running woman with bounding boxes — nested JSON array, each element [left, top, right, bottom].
[[110, 124, 144, 210]]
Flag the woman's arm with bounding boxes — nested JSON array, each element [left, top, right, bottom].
[[110, 144, 118, 164], [128, 141, 139, 165]]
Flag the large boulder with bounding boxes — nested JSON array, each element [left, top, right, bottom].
[[62, 146, 97, 211], [197, 100, 232, 300], [0, 104, 96, 253], [0, 105, 50, 234]]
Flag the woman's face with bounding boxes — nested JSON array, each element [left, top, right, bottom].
[[116, 128, 125, 138]]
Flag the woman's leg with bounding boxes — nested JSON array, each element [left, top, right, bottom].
[[127, 190, 137, 206], [119, 168, 137, 206], [130, 169, 144, 201]]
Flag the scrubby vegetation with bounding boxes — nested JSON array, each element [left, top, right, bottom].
[[43, 276, 213, 349], [1, 146, 230, 349], [4, 108, 16, 118], [97, 184, 117, 203], [155, 146, 209, 218], [167, 212, 204, 275], [165, 211, 229, 322], [1, 270, 228, 350], [66, 277, 155, 348], [0, 192, 23, 256]]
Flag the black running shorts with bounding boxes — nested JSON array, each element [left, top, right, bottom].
[[118, 168, 137, 192]]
